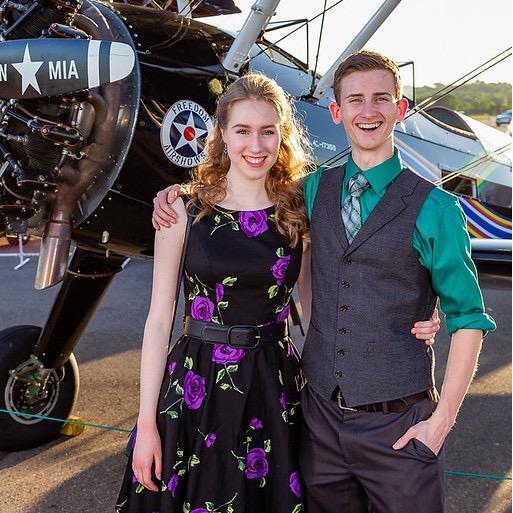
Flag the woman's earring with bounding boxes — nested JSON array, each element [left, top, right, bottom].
[[223, 143, 228, 155]]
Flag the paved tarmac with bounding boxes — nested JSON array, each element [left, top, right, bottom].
[[0, 256, 510, 513]]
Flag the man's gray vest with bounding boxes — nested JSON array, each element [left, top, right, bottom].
[[302, 165, 438, 407]]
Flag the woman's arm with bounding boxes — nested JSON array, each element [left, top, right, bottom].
[[296, 241, 312, 330], [133, 197, 187, 490]]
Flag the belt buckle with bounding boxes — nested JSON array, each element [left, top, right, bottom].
[[336, 392, 357, 412], [227, 325, 261, 349]]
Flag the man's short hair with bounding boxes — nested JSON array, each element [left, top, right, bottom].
[[333, 50, 402, 104]]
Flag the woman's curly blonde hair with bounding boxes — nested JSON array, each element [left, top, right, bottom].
[[187, 73, 313, 248]]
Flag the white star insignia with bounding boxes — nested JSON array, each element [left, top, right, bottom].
[[173, 111, 207, 154], [12, 44, 43, 95]]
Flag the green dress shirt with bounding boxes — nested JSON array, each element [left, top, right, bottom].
[[303, 149, 496, 336]]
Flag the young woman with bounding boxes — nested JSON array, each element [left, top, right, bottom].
[[116, 73, 314, 513]]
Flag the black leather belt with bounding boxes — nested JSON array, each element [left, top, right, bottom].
[[333, 389, 433, 413], [184, 316, 287, 349]]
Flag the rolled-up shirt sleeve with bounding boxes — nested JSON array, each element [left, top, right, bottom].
[[414, 190, 496, 336]]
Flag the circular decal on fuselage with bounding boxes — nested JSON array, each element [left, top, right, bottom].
[[160, 100, 213, 168]]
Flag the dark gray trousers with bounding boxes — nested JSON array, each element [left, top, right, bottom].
[[299, 384, 445, 513]]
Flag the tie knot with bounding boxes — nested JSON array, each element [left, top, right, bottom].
[[348, 172, 369, 198]]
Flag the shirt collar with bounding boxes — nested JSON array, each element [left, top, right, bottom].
[[346, 148, 403, 196]]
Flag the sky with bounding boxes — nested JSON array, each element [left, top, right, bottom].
[[207, 0, 512, 87]]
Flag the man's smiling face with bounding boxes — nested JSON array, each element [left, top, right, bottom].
[[329, 69, 408, 162]]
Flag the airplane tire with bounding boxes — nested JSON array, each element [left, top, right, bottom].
[[0, 325, 79, 451]]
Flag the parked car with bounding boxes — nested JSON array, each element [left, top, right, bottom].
[[496, 109, 512, 126]]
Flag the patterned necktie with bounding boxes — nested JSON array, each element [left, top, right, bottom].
[[342, 172, 370, 244]]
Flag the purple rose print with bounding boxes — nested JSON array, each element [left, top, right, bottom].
[[191, 510, 209, 513], [183, 370, 206, 410], [289, 471, 302, 498], [132, 474, 138, 484], [246, 448, 269, 480], [277, 304, 290, 323], [211, 343, 246, 364], [167, 474, 178, 497], [215, 283, 224, 302], [271, 254, 291, 285], [168, 361, 177, 376], [239, 210, 269, 238], [279, 391, 287, 410], [204, 433, 217, 448], [250, 417, 263, 429], [191, 296, 215, 322]]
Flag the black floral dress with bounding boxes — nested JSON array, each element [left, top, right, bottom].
[[116, 205, 305, 513]]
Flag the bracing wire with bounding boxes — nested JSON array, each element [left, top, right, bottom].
[[248, 0, 346, 64], [309, 0, 328, 95], [177, 0, 204, 16], [435, 143, 512, 187]]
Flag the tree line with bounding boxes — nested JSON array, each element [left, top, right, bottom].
[[406, 81, 511, 116]]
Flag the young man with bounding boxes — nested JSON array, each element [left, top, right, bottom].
[[150, 52, 495, 512], [298, 51, 495, 513]]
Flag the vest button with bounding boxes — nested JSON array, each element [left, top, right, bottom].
[[337, 349, 345, 356], [343, 259, 352, 265], [340, 305, 349, 311], [342, 281, 351, 288], [335, 371, 343, 378], [338, 327, 347, 334]]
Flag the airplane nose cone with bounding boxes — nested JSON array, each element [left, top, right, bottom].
[[109, 42, 135, 83]]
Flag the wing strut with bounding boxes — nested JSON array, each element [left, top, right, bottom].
[[223, 0, 280, 74]]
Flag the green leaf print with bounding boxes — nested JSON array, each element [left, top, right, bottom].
[[237, 460, 246, 471], [161, 481, 168, 492], [264, 439, 271, 453], [176, 383, 184, 395], [167, 410, 179, 419], [214, 215, 221, 223], [193, 284, 200, 296], [292, 504, 304, 513], [218, 301, 229, 310], [216, 369, 226, 383], [226, 364, 238, 373], [135, 483, 144, 494], [178, 468, 187, 476], [115, 499, 127, 513], [188, 293, 196, 301], [268, 285, 279, 299], [227, 506, 234, 513], [224, 212, 235, 221], [177, 448, 184, 457], [278, 369, 284, 385], [184, 356, 193, 370], [205, 502, 215, 511], [259, 477, 266, 488], [231, 222, 240, 231], [282, 411, 289, 423], [276, 247, 284, 257], [220, 383, 231, 390], [183, 502, 191, 513], [188, 454, 200, 469], [222, 276, 238, 286]]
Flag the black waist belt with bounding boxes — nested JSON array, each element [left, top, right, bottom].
[[333, 389, 433, 413], [183, 316, 287, 349]]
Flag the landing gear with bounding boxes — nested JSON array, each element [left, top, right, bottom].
[[0, 325, 79, 451]]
